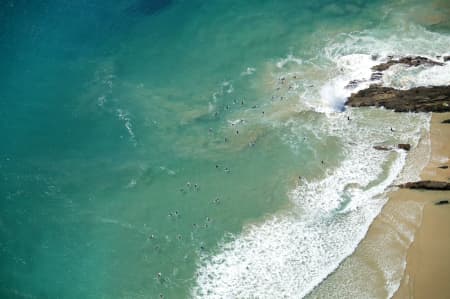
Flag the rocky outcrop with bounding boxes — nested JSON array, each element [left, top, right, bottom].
[[397, 144, 411, 151], [346, 85, 450, 112], [371, 56, 444, 72], [373, 145, 391, 151], [373, 144, 411, 151], [398, 180, 450, 190]]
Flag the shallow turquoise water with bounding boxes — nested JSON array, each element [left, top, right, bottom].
[[1, 0, 449, 298]]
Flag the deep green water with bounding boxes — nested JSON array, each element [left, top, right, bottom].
[[1, 0, 450, 298]]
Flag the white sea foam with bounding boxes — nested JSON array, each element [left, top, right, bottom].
[[192, 20, 445, 299], [192, 106, 429, 298], [276, 54, 303, 69], [116, 108, 137, 146]]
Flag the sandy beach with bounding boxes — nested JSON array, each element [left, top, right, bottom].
[[393, 112, 450, 299]]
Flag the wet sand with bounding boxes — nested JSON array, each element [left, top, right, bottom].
[[393, 112, 450, 299]]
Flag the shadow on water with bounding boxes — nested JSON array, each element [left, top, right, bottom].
[[126, 0, 172, 16]]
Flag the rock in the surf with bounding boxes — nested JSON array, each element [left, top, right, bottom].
[[345, 85, 450, 112], [398, 180, 450, 190], [397, 144, 411, 151], [371, 56, 444, 72], [373, 145, 391, 151]]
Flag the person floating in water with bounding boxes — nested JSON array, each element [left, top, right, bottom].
[[156, 272, 163, 283]]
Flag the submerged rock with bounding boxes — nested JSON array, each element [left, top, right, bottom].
[[127, 0, 172, 15], [398, 180, 450, 190], [371, 56, 444, 72], [345, 85, 450, 112], [442, 119, 450, 124]]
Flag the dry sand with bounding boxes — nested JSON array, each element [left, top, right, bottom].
[[393, 112, 450, 299]]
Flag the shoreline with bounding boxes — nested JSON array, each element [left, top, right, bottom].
[[392, 112, 450, 298], [308, 111, 450, 298]]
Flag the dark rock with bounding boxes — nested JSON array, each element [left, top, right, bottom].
[[370, 72, 383, 81], [442, 119, 450, 124], [398, 180, 450, 190], [398, 144, 411, 151], [345, 85, 450, 112], [372, 56, 444, 72], [438, 165, 449, 169], [345, 79, 364, 89], [444, 56, 450, 62], [373, 145, 391, 151], [435, 200, 449, 205]]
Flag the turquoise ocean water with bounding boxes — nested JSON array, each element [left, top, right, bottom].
[[1, 0, 450, 298]]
